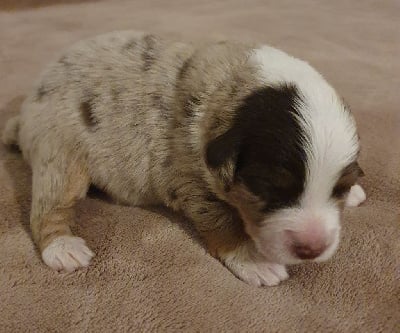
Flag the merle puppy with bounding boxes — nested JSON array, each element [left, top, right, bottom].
[[2, 31, 366, 286]]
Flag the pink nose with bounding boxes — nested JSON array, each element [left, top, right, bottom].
[[286, 228, 331, 260], [292, 243, 326, 260]]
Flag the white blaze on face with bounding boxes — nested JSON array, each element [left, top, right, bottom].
[[250, 46, 360, 262]]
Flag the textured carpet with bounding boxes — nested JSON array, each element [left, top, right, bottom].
[[0, 1, 399, 332]]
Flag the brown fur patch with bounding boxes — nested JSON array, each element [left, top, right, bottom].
[[332, 162, 364, 198], [38, 210, 74, 251], [58, 55, 72, 67], [162, 155, 172, 168], [124, 39, 137, 51], [80, 100, 98, 128], [111, 87, 124, 103], [204, 192, 219, 203], [151, 93, 169, 119], [201, 221, 248, 259], [184, 95, 201, 117], [168, 188, 178, 201], [227, 184, 266, 226], [141, 35, 156, 71], [32, 161, 89, 251], [36, 85, 47, 101], [177, 56, 192, 81]]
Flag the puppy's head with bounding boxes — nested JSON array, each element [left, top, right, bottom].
[[205, 46, 363, 264]]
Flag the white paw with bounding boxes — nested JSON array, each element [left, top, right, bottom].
[[222, 243, 288, 287], [42, 236, 95, 272], [346, 184, 366, 207]]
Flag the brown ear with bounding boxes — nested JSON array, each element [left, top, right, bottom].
[[205, 128, 242, 187], [205, 128, 241, 169], [332, 161, 365, 199]]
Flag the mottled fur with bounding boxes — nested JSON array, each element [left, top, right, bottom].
[[2, 31, 365, 286]]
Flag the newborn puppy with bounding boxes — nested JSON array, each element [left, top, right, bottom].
[[2, 31, 366, 286]]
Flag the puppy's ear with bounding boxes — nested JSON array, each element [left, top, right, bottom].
[[206, 128, 240, 168], [206, 128, 241, 184]]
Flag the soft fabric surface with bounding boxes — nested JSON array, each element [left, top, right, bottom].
[[1, 1, 399, 332]]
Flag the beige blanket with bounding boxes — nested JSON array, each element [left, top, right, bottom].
[[1, 1, 399, 332]]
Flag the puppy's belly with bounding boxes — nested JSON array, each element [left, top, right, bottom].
[[98, 180, 161, 207], [86, 145, 162, 206]]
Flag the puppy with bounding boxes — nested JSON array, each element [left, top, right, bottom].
[[2, 31, 366, 286]]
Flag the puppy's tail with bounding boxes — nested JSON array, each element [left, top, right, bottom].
[[2, 115, 20, 147]]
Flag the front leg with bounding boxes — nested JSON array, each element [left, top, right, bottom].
[[221, 241, 289, 287], [174, 192, 288, 286]]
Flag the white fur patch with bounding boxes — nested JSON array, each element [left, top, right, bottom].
[[222, 242, 288, 287], [42, 236, 95, 272], [249, 46, 361, 264], [346, 184, 366, 207], [250, 45, 359, 207], [247, 204, 341, 265]]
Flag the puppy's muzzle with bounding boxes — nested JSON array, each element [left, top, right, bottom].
[[285, 225, 335, 260]]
